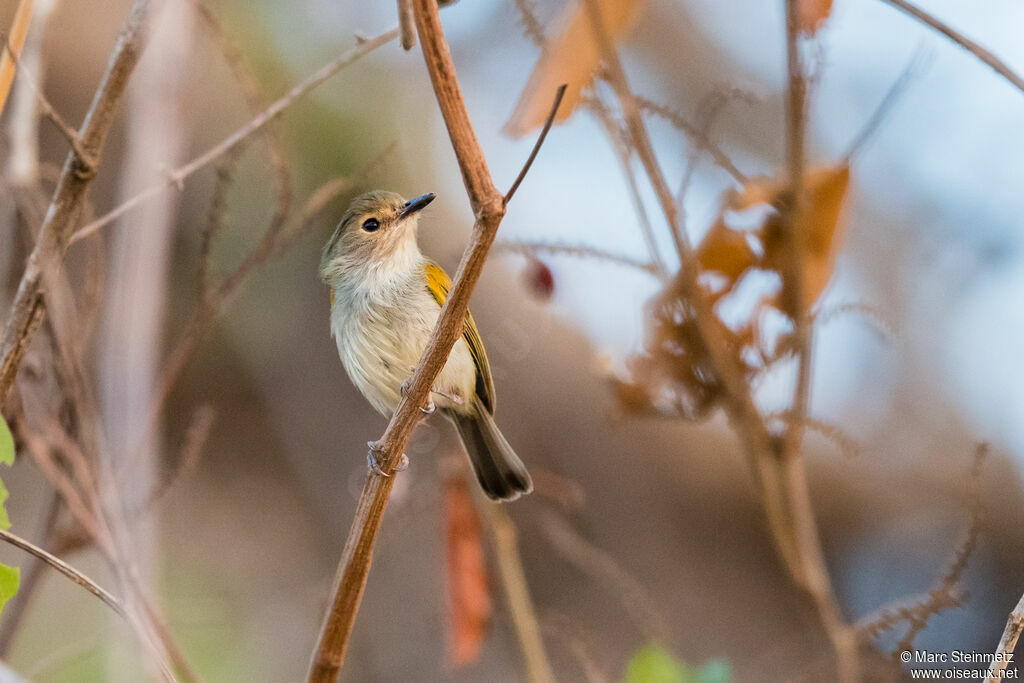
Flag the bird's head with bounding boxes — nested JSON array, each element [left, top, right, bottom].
[[320, 190, 436, 284]]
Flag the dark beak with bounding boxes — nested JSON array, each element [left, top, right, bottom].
[[400, 192, 436, 219]]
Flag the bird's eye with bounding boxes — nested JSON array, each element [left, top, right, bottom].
[[362, 218, 380, 232]]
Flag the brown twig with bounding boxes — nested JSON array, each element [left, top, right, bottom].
[[0, 527, 126, 620], [70, 25, 400, 244], [474, 489, 555, 683], [512, 0, 546, 47], [581, 92, 667, 277], [505, 84, 565, 203], [986, 593, 1024, 682], [0, 490, 60, 655], [635, 95, 748, 185], [537, 510, 669, 644], [585, 0, 856, 677], [398, 0, 416, 50], [778, 4, 859, 680], [857, 444, 987, 647], [305, 3, 564, 678], [0, 30, 94, 169], [0, 0, 153, 407], [878, 0, 1024, 95], [493, 240, 661, 276]]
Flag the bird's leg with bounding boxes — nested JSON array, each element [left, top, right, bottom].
[[366, 440, 409, 476], [401, 370, 436, 414]]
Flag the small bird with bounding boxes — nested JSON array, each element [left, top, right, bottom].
[[320, 190, 533, 501]]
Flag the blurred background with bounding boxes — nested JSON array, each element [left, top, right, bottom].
[[1, 0, 1023, 681]]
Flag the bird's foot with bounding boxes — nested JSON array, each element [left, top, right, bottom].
[[366, 441, 409, 476], [400, 375, 438, 414]]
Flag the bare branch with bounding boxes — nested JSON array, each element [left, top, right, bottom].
[[70, 25, 400, 244], [582, 92, 668, 277], [493, 239, 661, 276], [512, 0, 546, 47], [636, 95, 748, 185], [986, 593, 1024, 683], [475, 490, 555, 683], [505, 83, 566, 203], [0, 0, 154, 406], [398, 0, 416, 50], [306, 1, 562, 678], [538, 510, 669, 643], [0, 528, 127, 622], [1, 30, 94, 169], [878, 0, 1024, 95]]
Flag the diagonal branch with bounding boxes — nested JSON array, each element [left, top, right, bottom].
[[986, 593, 1024, 683], [69, 25, 400, 244], [878, 0, 1024, 95], [0, 528, 126, 620], [0, 0, 153, 407], [305, 3, 564, 679]]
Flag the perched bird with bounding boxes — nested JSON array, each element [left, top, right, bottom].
[[320, 190, 533, 501]]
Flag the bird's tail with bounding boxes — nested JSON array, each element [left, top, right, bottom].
[[445, 404, 533, 502]]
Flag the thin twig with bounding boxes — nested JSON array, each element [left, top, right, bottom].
[[305, 3, 564, 678], [512, 0, 546, 47], [0, 528, 127, 620], [582, 92, 667, 277], [493, 240, 660, 276], [398, 0, 416, 50], [842, 49, 927, 163], [474, 489, 555, 683], [538, 510, 669, 643], [505, 83, 566, 203], [585, 1, 855, 678], [780, 3, 859, 680], [0, 0, 153, 406], [636, 95, 748, 185], [857, 444, 987, 646], [878, 0, 1024, 95], [986, 593, 1024, 682], [0, 31, 94, 168], [0, 490, 60, 655], [70, 25, 400, 244]]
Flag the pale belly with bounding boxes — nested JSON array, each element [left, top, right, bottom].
[[330, 286, 478, 416]]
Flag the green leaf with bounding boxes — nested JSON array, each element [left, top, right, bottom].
[[0, 418, 18, 617], [625, 646, 689, 683], [624, 646, 732, 683], [0, 415, 13, 532], [0, 563, 19, 617], [0, 415, 12, 467]]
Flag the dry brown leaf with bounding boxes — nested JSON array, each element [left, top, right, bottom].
[[444, 473, 491, 668], [504, 0, 644, 137], [762, 164, 851, 311], [697, 219, 758, 285], [797, 0, 834, 35], [0, 0, 34, 119]]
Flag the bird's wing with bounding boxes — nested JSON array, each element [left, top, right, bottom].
[[423, 260, 496, 414]]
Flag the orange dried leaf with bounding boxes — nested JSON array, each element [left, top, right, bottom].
[[797, 0, 834, 35], [444, 474, 491, 668], [0, 0, 34, 119], [504, 0, 644, 137], [798, 164, 850, 308], [697, 219, 758, 283]]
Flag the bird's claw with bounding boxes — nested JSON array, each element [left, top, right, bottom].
[[401, 375, 437, 414], [366, 441, 409, 476]]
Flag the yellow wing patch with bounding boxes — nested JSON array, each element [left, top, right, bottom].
[[424, 261, 496, 414]]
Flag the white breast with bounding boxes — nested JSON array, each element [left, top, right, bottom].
[[330, 266, 478, 416]]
